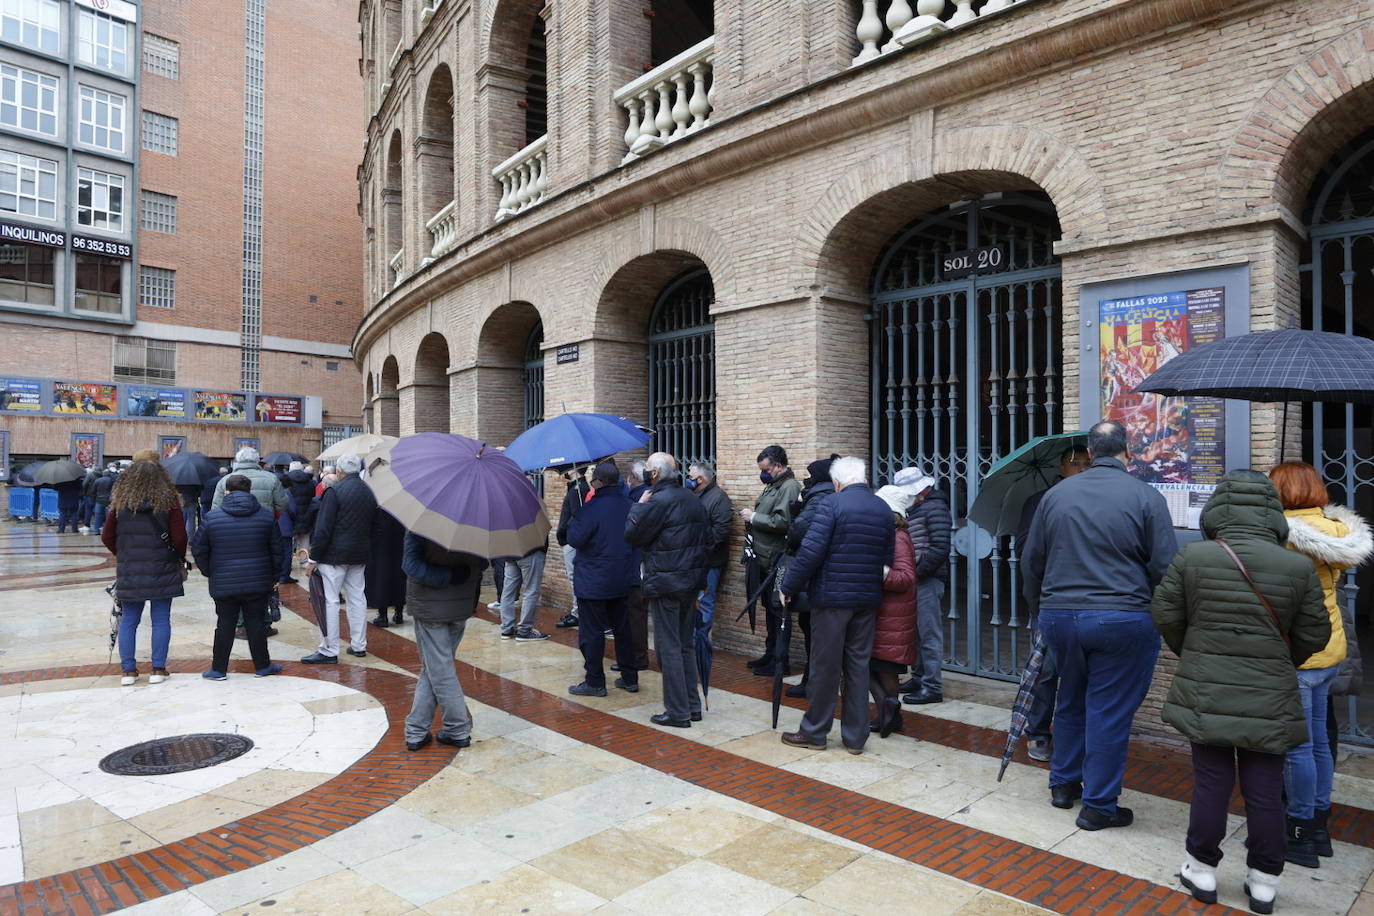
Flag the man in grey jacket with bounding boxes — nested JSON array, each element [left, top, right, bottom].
[[211, 446, 288, 513], [1020, 419, 1177, 830]]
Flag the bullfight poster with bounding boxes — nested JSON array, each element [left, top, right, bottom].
[[52, 381, 117, 415], [194, 390, 247, 422], [1099, 288, 1226, 528]]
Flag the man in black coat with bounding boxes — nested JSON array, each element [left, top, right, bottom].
[[625, 452, 710, 727], [688, 460, 732, 665], [192, 474, 284, 678], [54, 479, 81, 534], [566, 460, 639, 697], [302, 452, 378, 664], [895, 466, 952, 705], [91, 470, 115, 535], [782, 455, 840, 697]]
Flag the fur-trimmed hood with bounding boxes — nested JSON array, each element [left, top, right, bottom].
[[1285, 504, 1374, 569]]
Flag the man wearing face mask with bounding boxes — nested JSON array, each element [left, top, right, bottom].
[[554, 465, 591, 628], [625, 452, 711, 727], [740, 445, 803, 677]]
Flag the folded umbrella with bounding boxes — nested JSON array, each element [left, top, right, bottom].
[[162, 451, 220, 486], [106, 582, 121, 662], [694, 599, 713, 711], [503, 413, 651, 472], [318, 433, 396, 464], [365, 432, 550, 559], [32, 459, 86, 486], [998, 631, 1046, 781], [968, 432, 1088, 537]]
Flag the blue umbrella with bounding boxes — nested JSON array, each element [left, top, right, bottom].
[[503, 413, 651, 472]]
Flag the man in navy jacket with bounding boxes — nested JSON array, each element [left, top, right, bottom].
[[192, 474, 285, 679], [778, 456, 894, 754]]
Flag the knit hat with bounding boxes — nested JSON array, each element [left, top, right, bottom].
[[894, 466, 935, 496], [806, 453, 841, 484], [876, 485, 914, 515]]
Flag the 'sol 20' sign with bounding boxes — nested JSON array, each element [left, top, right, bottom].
[[942, 245, 1005, 280]]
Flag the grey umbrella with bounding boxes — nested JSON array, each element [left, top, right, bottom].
[[33, 459, 87, 485]]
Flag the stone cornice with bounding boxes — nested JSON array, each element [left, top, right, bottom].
[[353, 0, 1262, 356]]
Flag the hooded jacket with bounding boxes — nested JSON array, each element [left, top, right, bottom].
[[1150, 473, 1330, 754], [1283, 504, 1371, 672], [192, 490, 283, 598], [211, 461, 288, 513], [284, 469, 316, 535], [625, 481, 710, 598], [780, 483, 895, 610], [402, 532, 484, 624]]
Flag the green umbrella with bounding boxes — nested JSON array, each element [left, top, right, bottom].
[[968, 431, 1089, 537]]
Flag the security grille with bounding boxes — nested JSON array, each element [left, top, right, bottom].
[[142, 111, 178, 155], [871, 192, 1062, 681], [323, 425, 361, 448], [114, 336, 176, 382], [648, 268, 715, 468], [138, 266, 175, 309], [523, 321, 544, 430], [240, 0, 265, 392], [142, 32, 179, 79], [140, 190, 176, 233]]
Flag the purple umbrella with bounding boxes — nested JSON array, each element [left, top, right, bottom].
[[364, 433, 550, 559]]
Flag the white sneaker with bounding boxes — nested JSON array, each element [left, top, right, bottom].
[[120, 672, 137, 686], [149, 671, 169, 684], [1180, 853, 1217, 904], [1245, 867, 1279, 914]]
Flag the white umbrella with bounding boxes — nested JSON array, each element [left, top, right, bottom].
[[317, 433, 397, 464]]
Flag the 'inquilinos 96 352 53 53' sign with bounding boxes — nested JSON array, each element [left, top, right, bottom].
[[71, 234, 133, 259]]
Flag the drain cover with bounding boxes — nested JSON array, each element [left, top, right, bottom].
[[99, 733, 254, 776]]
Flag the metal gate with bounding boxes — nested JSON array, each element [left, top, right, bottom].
[[523, 321, 545, 430], [870, 192, 1063, 681], [1303, 132, 1374, 743], [648, 268, 716, 468]]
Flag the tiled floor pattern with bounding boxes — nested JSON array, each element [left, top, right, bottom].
[[2, 523, 1374, 915]]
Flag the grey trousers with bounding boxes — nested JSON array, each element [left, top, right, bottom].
[[799, 604, 877, 750], [500, 550, 545, 630], [405, 618, 471, 742], [562, 544, 580, 615], [912, 578, 946, 694], [649, 591, 700, 721]]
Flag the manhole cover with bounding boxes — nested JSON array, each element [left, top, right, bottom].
[[99, 733, 254, 776]]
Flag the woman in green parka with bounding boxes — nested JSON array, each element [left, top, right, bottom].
[[1151, 470, 1329, 915]]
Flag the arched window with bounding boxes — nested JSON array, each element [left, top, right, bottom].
[[651, 0, 713, 66], [413, 332, 451, 433], [523, 17, 546, 148], [648, 268, 715, 467], [420, 66, 455, 223], [384, 130, 404, 282], [523, 320, 544, 429]]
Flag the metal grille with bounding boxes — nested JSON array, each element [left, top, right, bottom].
[[100, 734, 253, 776], [142, 32, 180, 79], [1303, 131, 1374, 744], [323, 425, 362, 448], [114, 336, 176, 382], [140, 190, 177, 233], [648, 268, 715, 468], [240, 0, 265, 392], [523, 321, 544, 429], [142, 111, 178, 155], [871, 192, 1062, 681], [138, 266, 175, 309]]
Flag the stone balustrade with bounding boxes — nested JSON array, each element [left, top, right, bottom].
[[419, 0, 445, 26], [387, 40, 403, 72], [492, 133, 548, 221], [614, 37, 715, 163], [388, 249, 404, 288], [853, 0, 1025, 66], [424, 200, 458, 262]]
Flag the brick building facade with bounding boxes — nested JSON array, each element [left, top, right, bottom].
[[0, 0, 364, 469], [354, 0, 1374, 738]]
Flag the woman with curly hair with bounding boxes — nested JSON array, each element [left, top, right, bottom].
[[101, 458, 188, 685]]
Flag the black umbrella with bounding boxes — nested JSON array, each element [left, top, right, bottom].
[[32, 459, 85, 485], [693, 599, 713, 711], [163, 451, 220, 485], [261, 451, 306, 467], [12, 461, 45, 487]]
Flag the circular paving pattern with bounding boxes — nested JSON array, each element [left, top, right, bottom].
[[98, 733, 255, 776]]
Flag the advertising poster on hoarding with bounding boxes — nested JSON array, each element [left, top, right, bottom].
[[253, 395, 303, 424], [52, 381, 117, 415], [126, 385, 186, 418], [234, 437, 260, 453], [194, 390, 247, 422], [1100, 287, 1227, 528], [0, 377, 41, 411], [0, 430, 8, 481], [71, 432, 103, 469], [160, 436, 186, 459]]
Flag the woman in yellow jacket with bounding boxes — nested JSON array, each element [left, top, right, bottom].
[[1269, 461, 1373, 869]]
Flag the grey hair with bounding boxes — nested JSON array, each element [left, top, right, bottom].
[[336, 453, 363, 475], [688, 461, 716, 481], [645, 452, 680, 482], [829, 456, 867, 488], [630, 460, 646, 481], [234, 446, 259, 464]]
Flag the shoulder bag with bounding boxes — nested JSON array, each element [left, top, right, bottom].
[[1215, 538, 1290, 649], [150, 510, 191, 582]]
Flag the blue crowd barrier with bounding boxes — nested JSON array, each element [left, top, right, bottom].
[[39, 487, 59, 521], [8, 487, 35, 518]]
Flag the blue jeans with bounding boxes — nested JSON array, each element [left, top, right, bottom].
[[119, 598, 172, 672], [1285, 664, 1339, 818], [1040, 608, 1160, 813], [91, 503, 108, 535], [697, 567, 722, 637]]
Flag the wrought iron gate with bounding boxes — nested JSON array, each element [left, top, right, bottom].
[[648, 268, 716, 468], [1303, 132, 1374, 742], [523, 321, 545, 430], [870, 192, 1063, 681]]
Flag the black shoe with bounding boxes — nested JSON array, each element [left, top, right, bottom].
[[371, 615, 390, 628], [898, 676, 919, 693], [266, 626, 280, 637], [346, 647, 367, 657], [436, 734, 470, 749], [1050, 782, 1082, 809], [785, 684, 808, 699], [610, 663, 623, 671], [555, 614, 579, 628], [878, 697, 901, 739], [501, 627, 516, 639], [392, 611, 403, 625], [406, 733, 432, 752], [753, 665, 790, 678], [300, 652, 337, 664], [1312, 807, 1334, 858], [1285, 816, 1320, 868], [902, 691, 943, 706], [746, 654, 771, 669], [651, 713, 691, 728], [569, 682, 608, 697], [690, 711, 702, 722], [1075, 805, 1133, 830], [614, 678, 639, 693], [515, 627, 550, 642]]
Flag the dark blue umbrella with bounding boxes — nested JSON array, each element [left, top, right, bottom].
[[694, 600, 713, 711], [162, 451, 219, 486], [503, 413, 651, 472]]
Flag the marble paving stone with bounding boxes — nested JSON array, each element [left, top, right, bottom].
[[21, 817, 162, 879], [89, 780, 202, 819], [781, 752, 907, 793], [0, 843, 20, 885], [223, 867, 414, 916], [210, 769, 335, 807], [505, 724, 587, 753], [0, 812, 16, 847], [424, 863, 607, 915], [110, 889, 218, 916], [954, 891, 1057, 915], [485, 753, 608, 800], [618, 798, 773, 856], [716, 731, 833, 768], [860, 770, 995, 820], [768, 898, 845, 915], [552, 742, 639, 774], [530, 826, 691, 900], [17, 797, 120, 839], [460, 795, 616, 862], [946, 785, 1083, 850], [187, 846, 342, 912], [705, 822, 862, 894], [311, 804, 453, 867], [543, 768, 698, 826], [397, 771, 538, 831], [803, 854, 980, 916], [353, 833, 523, 906], [128, 793, 264, 844], [446, 736, 549, 776], [612, 859, 795, 916]]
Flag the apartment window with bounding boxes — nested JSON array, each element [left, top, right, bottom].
[[141, 111, 177, 155], [0, 240, 54, 304], [137, 266, 175, 310], [77, 7, 128, 73], [78, 86, 124, 152], [74, 251, 122, 313], [114, 336, 176, 382], [0, 0, 60, 55], [142, 33, 179, 79], [139, 190, 176, 233], [0, 149, 56, 219], [77, 167, 124, 231], [0, 64, 58, 136]]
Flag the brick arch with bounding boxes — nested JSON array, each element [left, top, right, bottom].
[[1215, 25, 1374, 219], [792, 125, 1107, 300], [472, 300, 544, 446], [377, 354, 401, 437]]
